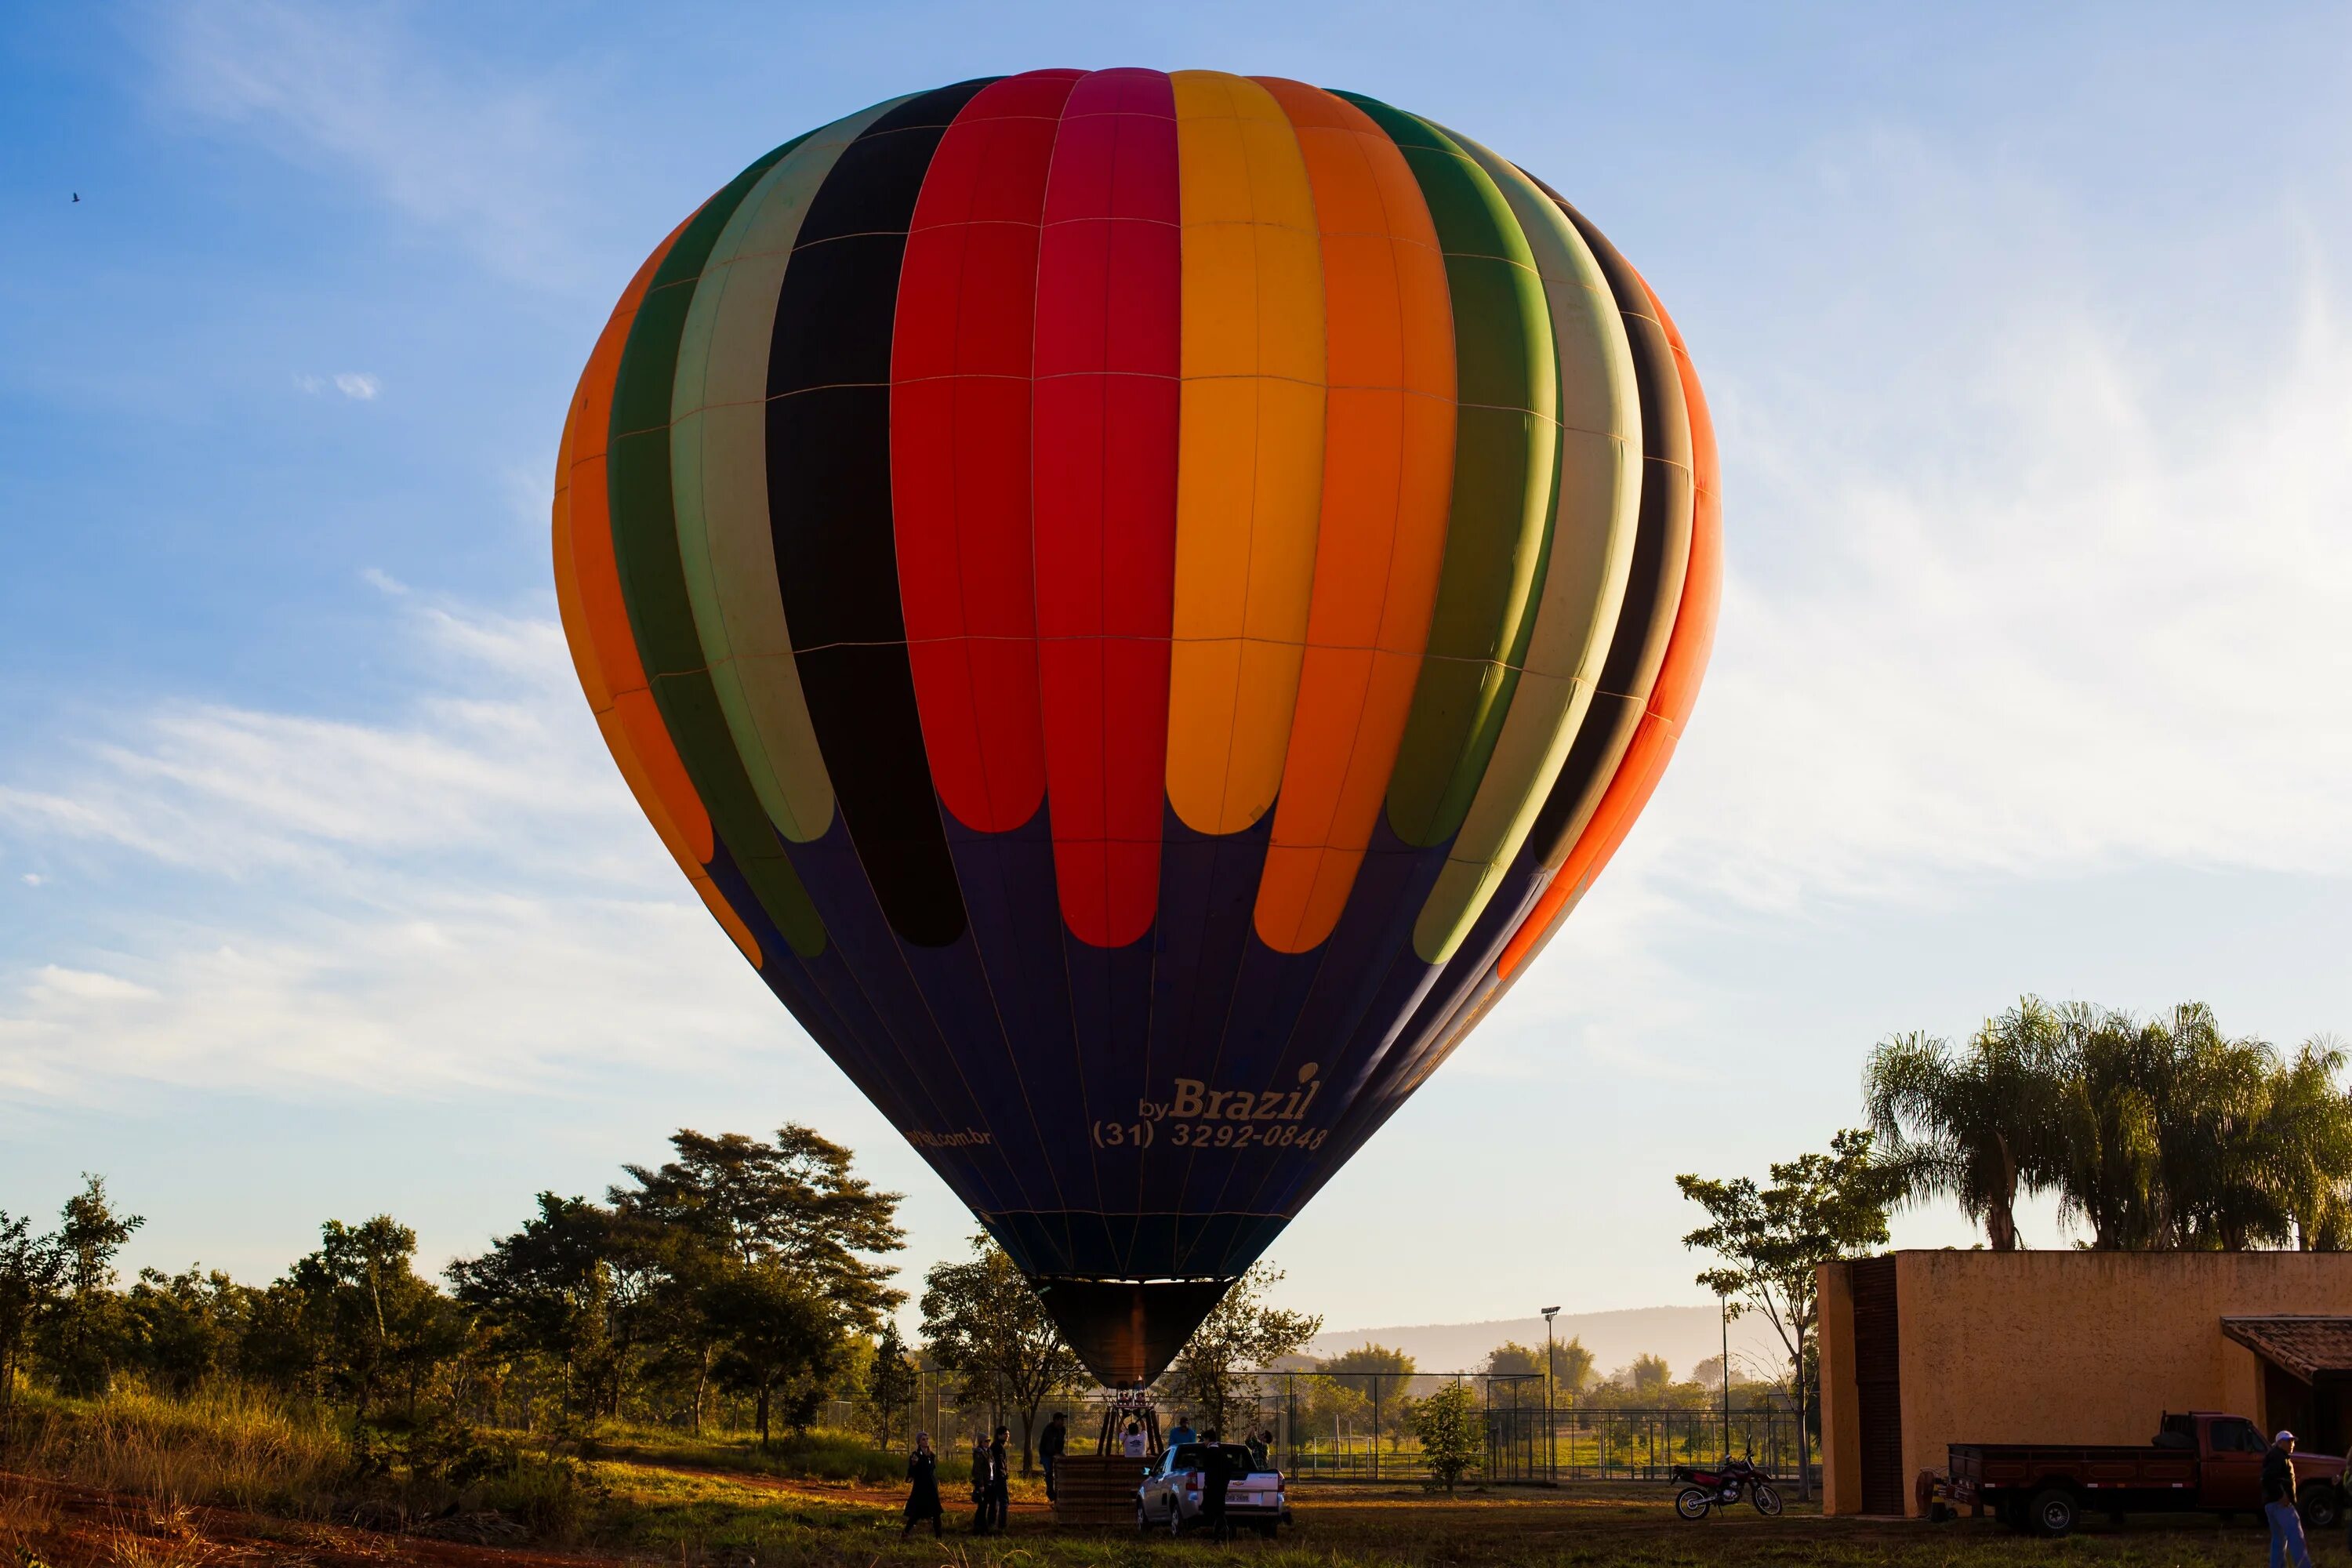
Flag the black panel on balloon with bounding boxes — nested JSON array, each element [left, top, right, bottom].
[[1033, 1276, 1238, 1388], [764, 80, 995, 948], [1517, 178, 1694, 867]]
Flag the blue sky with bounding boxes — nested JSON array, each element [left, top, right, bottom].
[[5, 2, 2350, 1365]]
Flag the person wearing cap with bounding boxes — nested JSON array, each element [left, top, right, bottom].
[[2263, 1428, 2315, 1568]]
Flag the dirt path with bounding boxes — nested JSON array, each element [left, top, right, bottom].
[[587, 1455, 1054, 1514]]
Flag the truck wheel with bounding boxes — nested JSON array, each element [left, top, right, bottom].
[[2029, 1487, 2078, 1537], [2300, 1483, 2342, 1530]]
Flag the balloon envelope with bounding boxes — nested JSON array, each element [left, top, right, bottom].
[[555, 69, 1719, 1385]]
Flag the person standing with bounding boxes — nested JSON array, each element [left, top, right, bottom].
[[902, 1432, 944, 1539], [1247, 1428, 1270, 1472], [1039, 1411, 1068, 1503], [1200, 1431, 1233, 1542], [985, 1425, 1013, 1534], [2264, 1430, 2314, 1568], [1167, 1414, 1197, 1446], [969, 1434, 994, 1534], [1123, 1418, 1148, 1459]]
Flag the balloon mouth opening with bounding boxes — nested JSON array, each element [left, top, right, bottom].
[[1031, 1275, 1238, 1388]]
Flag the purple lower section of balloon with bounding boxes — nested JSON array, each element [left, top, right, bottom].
[[701, 790, 1503, 1285]]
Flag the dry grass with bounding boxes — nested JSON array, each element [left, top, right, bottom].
[[2, 1383, 597, 1546], [8, 1384, 347, 1518]]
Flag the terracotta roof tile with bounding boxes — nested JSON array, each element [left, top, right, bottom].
[[2222, 1317, 2352, 1383]]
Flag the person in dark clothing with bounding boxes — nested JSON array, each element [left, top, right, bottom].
[[1200, 1431, 1233, 1542], [984, 1426, 1012, 1534], [1039, 1412, 1069, 1502], [902, 1432, 944, 1538], [2263, 1431, 2314, 1568], [1246, 1429, 1270, 1472], [969, 1436, 993, 1534]]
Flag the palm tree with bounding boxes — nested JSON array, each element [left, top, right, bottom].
[[2047, 1004, 2352, 1250], [1862, 998, 2067, 1250], [2158, 1004, 2291, 1250], [2257, 1040, 2352, 1250], [2048, 1004, 2169, 1249]]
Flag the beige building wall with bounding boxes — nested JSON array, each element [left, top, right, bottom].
[[1815, 1261, 1860, 1515], [1818, 1250, 2352, 1515]]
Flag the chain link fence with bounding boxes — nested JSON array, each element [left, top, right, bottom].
[[834, 1369, 1816, 1490]]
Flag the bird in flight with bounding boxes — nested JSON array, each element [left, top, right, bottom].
[[72, 194, 80, 202]]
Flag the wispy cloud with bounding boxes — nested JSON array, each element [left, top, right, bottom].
[[1620, 154, 2352, 921], [154, 2, 592, 287], [0, 600, 782, 1102], [295, 372, 381, 400], [1491, 131, 2352, 1076]]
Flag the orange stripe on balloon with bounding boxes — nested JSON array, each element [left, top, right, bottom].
[[1495, 274, 1718, 981], [1248, 77, 1457, 953], [554, 217, 761, 967], [1163, 71, 1327, 837]]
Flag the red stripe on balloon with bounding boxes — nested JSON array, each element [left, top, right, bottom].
[[1030, 68, 1180, 949], [893, 70, 1083, 834]]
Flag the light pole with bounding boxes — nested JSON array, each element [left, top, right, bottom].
[[1718, 1292, 1731, 1463], [1541, 1305, 1560, 1484]]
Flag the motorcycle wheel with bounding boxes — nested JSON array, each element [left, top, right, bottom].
[[1751, 1484, 1783, 1517], [1675, 1487, 1712, 1521]]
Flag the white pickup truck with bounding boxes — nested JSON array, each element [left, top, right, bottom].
[[1134, 1442, 1290, 1537]]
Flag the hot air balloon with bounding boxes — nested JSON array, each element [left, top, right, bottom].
[[554, 69, 1720, 1388]]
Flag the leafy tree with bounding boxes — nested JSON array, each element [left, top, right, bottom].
[[702, 1261, 844, 1446], [864, 1319, 919, 1448], [612, 1127, 905, 1323], [1412, 1381, 1483, 1496], [1163, 1263, 1320, 1441], [1677, 1129, 1900, 1499], [1864, 998, 2066, 1250], [1621, 1353, 1671, 1399], [123, 1266, 248, 1392], [920, 1236, 1087, 1474], [40, 1175, 144, 1394], [1316, 1343, 1416, 1450], [1486, 1338, 1593, 1399], [0, 1213, 65, 1417], [287, 1216, 466, 1417], [448, 1194, 622, 1419]]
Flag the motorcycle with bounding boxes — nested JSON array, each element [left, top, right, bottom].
[[1671, 1452, 1783, 1519]]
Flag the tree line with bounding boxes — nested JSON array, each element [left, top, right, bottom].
[[0, 1126, 1328, 1483], [1865, 997, 2352, 1250], [0, 1127, 909, 1444]]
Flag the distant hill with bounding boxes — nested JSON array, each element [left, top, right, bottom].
[[1300, 1305, 1787, 1381]]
